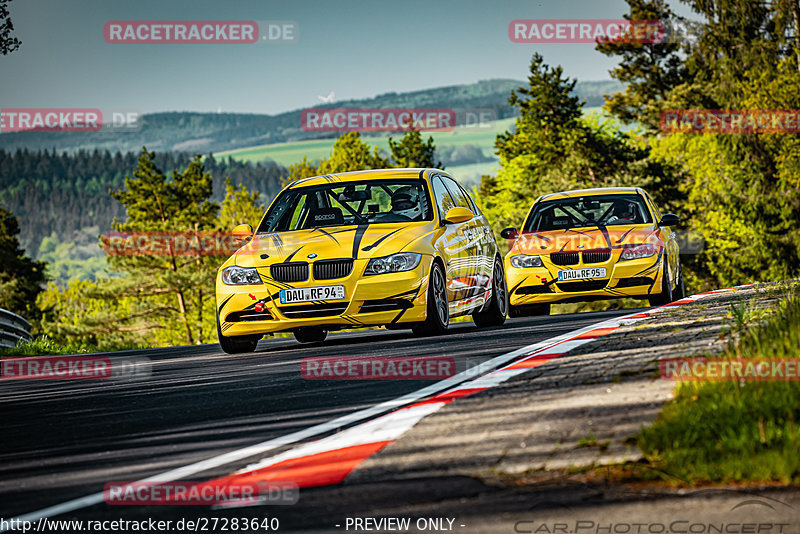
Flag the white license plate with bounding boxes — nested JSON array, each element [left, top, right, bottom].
[[557, 267, 607, 281], [279, 285, 345, 304]]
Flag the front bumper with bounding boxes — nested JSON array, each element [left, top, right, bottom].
[[505, 253, 663, 306], [216, 258, 431, 337]]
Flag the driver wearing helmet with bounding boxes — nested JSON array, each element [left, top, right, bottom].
[[607, 199, 637, 224], [387, 186, 422, 221]]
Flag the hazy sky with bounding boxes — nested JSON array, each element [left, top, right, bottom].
[[0, 0, 696, 115]]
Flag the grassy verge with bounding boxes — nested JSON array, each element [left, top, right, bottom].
[[0, 336, 149, 357], [638, 283, 800, 484]]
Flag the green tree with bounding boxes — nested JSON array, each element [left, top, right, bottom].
[[388, 128, 442, 169], [216, 177, 265, 231], [0, 207, 46, 321], [494, 53, 584, 169], [37, 231, 109, 286], [281, 156, 319, 187], [684, 0, 791, 109], [279, 132, 391, 185], [105, 148, 220, 345], [640, 0, 800, 287], [594, 0, 688, 130], [0, 0, 21, 55], [37, 280, 155, 350], [480, 53, 678, 235], [35, 160, 268, 349], [318, 132, 389, 174]]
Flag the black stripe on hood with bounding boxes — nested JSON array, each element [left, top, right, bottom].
[[351, 224, 369, 259]]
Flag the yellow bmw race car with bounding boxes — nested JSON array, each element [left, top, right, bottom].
[[215, 168, 508, 353], [502, 187, 685, 317]]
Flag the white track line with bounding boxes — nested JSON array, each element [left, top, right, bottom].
[[3, 287, 748, 527], [232, 401, 446, 475]]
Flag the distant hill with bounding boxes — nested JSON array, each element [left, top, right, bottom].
[[0, 149, 285, 267], [0, 79, 622, 155]]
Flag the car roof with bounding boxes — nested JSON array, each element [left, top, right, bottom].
[[538, 187, 644, 202], [285, 168, 445, 189]]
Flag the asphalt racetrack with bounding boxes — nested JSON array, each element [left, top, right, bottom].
[[1, 309, 644, 531]]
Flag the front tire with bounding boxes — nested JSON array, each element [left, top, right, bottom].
[[217, 317, 259, 354], [294, 327, 328, 344], [412, 261, 449, 336], [473, 256, 508, 328], [674, 265, 686, 300], [648, 259, 674, 307]]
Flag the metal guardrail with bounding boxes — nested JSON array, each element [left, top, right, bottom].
[[0, 308, 31, 349]]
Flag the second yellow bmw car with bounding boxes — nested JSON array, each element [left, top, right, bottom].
[[215, 168, 508, 352], [502, 187, 685, 317]]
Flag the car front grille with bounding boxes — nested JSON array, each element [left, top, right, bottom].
[[556, 280, 608, 292], [271, 262, 309, 282], [313, 259, 354, 280], [582, 249, 611, 263], [550, 251, 580, 265], [551, 250, 612, 265], [278, 303, 349, 319]]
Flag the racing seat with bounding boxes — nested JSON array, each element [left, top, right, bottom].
[[551, 216, 571, 228], [305, 207, 344, 228]]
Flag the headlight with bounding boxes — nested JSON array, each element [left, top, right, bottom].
[[364, 252, 422, 275], [510, 254, 543, 268], [221, 266, 262, 285], [619, 244, 658, 261]]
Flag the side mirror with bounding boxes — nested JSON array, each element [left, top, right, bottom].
[[231, 223, 254, 238], [443, 207, 473, 225], [500, 227, 518, 240], [659, 214, 679, 227]]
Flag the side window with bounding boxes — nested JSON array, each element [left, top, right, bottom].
[[369, 186, 393, 212], [287, 199, 307, 230], [441, 176, 471, 210], [645, 194, 663, 223], [431, 176, 456, 218], [459, 182, 481, 215], [465, 189, 480, 215]]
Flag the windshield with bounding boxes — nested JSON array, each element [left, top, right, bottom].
[[258, 179, 433, 232], [524, 194, 652, 232]]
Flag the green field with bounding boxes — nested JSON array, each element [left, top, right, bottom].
[[217, 117, 517, 189], [218, 107, 628, 188], [218, 117, 516, 164]]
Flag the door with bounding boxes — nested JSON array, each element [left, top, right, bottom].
[[430, 174, 470, 309], [441, 174, 490, 313], [645, 193, 679, 289]]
